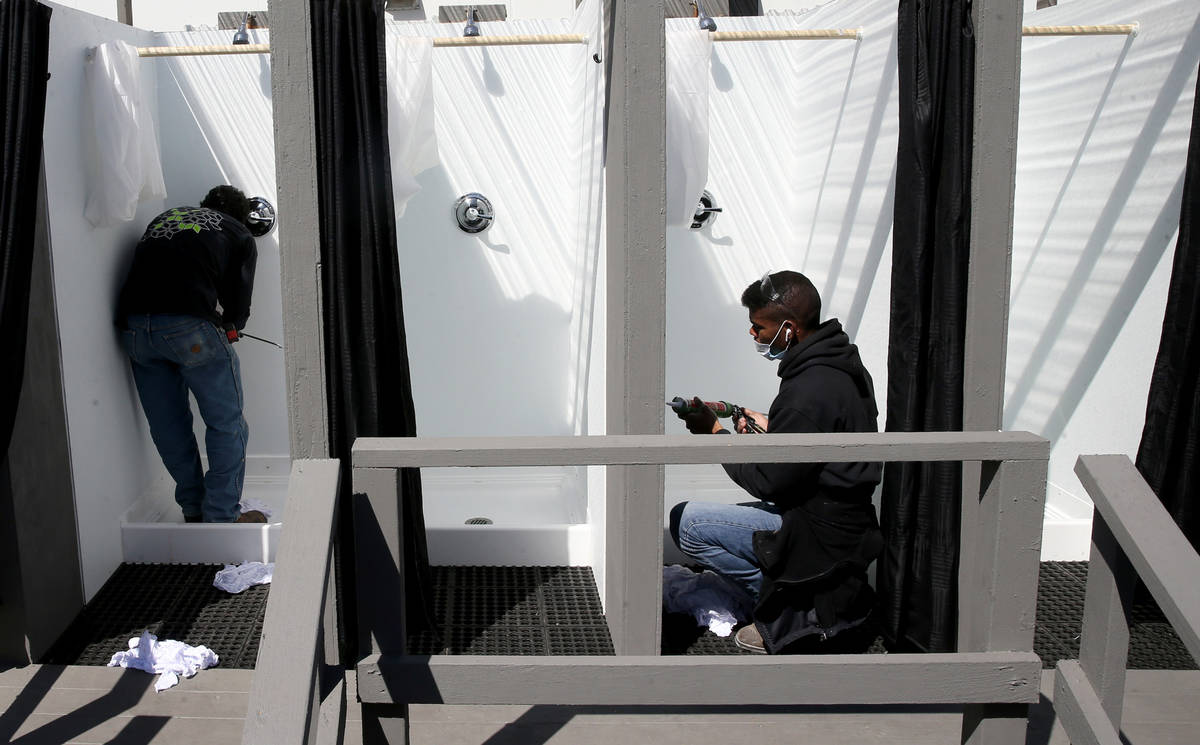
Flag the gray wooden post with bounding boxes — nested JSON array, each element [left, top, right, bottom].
[[960, 0, 1025, 651], [116, 1, 133, 25], [959, 458, 1045, 745], [1078, 514, 1135, 731], [268, 0, 330, 459], [602, 0, 666, 656], [352, 466, 410, 745]]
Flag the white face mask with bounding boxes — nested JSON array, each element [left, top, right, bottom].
[[754, 322, 792, 360]]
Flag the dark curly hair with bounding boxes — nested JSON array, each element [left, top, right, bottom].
[[200, 185, 252, 225], [740, 270, 821, 331]]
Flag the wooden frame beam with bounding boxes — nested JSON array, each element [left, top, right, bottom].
[[358, 652, 1042, 706], [352, 431, 1049, 468]]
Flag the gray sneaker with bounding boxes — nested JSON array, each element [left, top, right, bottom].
[[734, 623, 767, 654]]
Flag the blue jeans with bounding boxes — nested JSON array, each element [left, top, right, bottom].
[[121, 314, 249, 522], [669, 500, 783, 600]]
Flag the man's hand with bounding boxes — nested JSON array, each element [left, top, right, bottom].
[[735, 408, 768, 434], [677, 396, 722, 435]]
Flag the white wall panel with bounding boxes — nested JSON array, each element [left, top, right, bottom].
[[43, 4, 164, 600], [1008, 0, 1200, 542]]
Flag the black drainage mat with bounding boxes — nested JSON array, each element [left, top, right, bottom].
[[44, 562, 269, 669], [408, 566, 615, 656], [1035, 561, 1196, 670], [661, 562, 1198, 668]]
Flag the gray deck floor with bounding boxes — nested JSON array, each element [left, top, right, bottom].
[[3, 666, 1198, 744]]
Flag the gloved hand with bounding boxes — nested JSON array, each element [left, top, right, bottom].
[[678, 396, 721, 435], [223, 323, 239, 343]]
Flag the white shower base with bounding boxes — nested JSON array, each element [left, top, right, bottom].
[[120, 461, 593, 567]]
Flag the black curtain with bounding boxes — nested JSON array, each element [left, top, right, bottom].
[[1135, 63, 1200, 552], [310, 0, 433, 645], [0, 0, 51, 460], [878, 0, 974, 653]]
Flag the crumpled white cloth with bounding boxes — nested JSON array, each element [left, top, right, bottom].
[[662, 564, 753, 637], [108, 631, 218, 692], [213, 561, 274, 593], [238, 498, 274, 519]]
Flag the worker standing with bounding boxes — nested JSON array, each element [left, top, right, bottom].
[[115, 185, 263, 524]]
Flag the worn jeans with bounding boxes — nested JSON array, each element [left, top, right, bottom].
[[121, 314, 248, 522], [669, 500, 783, 601]]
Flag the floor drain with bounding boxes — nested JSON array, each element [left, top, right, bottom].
[[465, 517, 493, 525]]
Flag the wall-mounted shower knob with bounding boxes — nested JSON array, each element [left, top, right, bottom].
[[245, 196, 276, 237], [691, 190, 722, 230], [454, 193, 494, 233]]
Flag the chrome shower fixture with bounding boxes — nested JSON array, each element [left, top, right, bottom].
[[454, 193, 494, 233], [232, 12, 251, 45], [694, 1, 717, 32], [691, 190, 722, 230], [463, 6, 481, 38], [245, 196, 276, 237]]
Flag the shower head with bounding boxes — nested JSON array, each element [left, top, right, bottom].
[[463, 6, 481, 38], [232, 12, 250, 45], [694, 1, 717, 32]]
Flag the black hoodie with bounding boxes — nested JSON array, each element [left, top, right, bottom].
[[721, 317, 881, 505], [721, 318, 884, 653]]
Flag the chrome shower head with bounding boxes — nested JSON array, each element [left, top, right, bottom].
[[463, 6, 481, 38], [232, 12, 250, 45], [695, 1, 717, 32]]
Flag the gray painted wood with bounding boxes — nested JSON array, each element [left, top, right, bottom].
[[243, 459, 341, 745], [352, 431, 1049, 468], [351, 468, 408, 657], [603, 0, 667, 657], [959, 458, 1045, 745], [117, 1, 133, 25], [1053, 661, 1125, 745], [1079, 514, 1134, 730], [0, 164, 83, 663], [960, 0, 1024, 669], [356, 652, 1041, 706], [268, 0, 330, 459], [1074, 455, 1200, 662]]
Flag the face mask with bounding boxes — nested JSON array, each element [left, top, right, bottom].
[[754, 322, 792, 360]]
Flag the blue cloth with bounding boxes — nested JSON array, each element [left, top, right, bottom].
[[121, 314, 248, 522], [669, 500, 783, 600]]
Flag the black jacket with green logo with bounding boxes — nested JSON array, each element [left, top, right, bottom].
[[116, 206, 257, 330]]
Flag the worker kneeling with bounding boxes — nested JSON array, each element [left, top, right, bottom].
[[669, 270, 882, 654]]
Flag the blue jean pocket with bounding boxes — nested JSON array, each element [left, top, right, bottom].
[[162, 322, 225, 367]]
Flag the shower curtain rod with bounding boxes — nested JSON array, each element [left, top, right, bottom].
[[135, 34, 588, 57], [132, 23, 1139, 58]]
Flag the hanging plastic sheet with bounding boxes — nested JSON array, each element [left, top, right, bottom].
[[83, 40, 166, 227], [386, 36, 438, 219], [666, 29, 712, 227]]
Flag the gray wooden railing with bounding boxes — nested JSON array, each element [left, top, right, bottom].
[[242, 459, 344, 745], [1053, 455, 1200, 745], [350, 430, 1049, 745]]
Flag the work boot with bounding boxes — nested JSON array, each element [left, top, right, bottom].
[[734, 623, 767, 654], [184, 514, 202, 523], [236, 509, 268, 524]]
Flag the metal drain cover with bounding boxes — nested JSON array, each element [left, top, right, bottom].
[[465, 517, 493, 525]]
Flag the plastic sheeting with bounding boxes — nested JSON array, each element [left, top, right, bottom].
[[666, 29, 712, 227], [386, 36, 437, 218], [83, 40, 165, 227]]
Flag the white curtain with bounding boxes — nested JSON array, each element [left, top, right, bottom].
[[666, 30, 712, 227], [83, 40, 166, 227], [386, 36, 438, 219]]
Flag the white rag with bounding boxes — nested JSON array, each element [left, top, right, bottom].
[[213, 561, 274, 593], [662, 564, 753, 637], [238, 498, 274, 519], [108, 631, 218, 692]]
